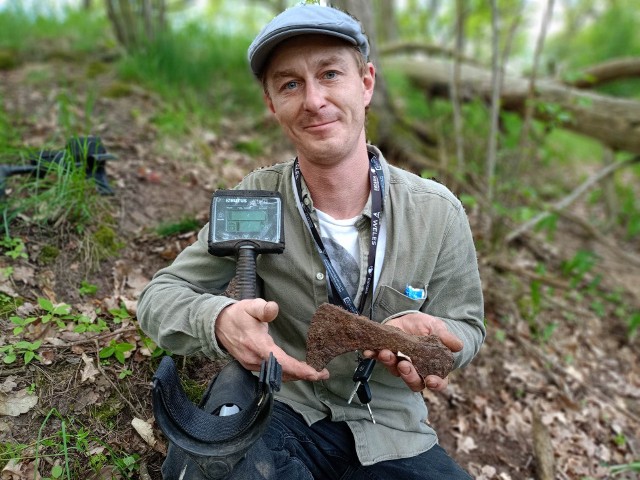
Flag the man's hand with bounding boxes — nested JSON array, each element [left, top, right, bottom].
[[363, 312, 462, 393], [215, 299, 329, 382]]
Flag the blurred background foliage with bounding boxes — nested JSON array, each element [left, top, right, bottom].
[[0, 0, 638, 247], [0, 2, 638, 475]]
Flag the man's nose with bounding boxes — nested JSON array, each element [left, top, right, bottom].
[[303, 82, 326, 112]]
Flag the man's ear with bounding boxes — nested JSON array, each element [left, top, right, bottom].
[[363, 63, 375, 107]]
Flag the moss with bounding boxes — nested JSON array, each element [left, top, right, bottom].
[[180, 377, 207, 404], [103, 81, 134, 98], [85, 61, 108, 79], [235, 138, 263, 157], [155, 217, 201, 237], [92, 225, 124, 255], [0, 49, 19, 70], [91, 396, 123, 430], [38, 244, 60, 265]]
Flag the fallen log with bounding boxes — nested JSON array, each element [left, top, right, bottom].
[[386, 56, 640, 154]]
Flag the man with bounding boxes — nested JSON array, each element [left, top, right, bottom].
[[138, 4, 485, 479]]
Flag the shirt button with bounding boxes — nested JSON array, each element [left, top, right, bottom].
[[316, 272, 325, 280]]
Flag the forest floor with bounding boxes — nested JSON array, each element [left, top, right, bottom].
[[1, 53, 639, 480]]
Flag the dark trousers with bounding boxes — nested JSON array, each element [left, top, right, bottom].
[[162, 401, 473, 479]]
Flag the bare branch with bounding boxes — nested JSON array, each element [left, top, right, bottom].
[[565, 57, 640, 88], [505, 156, 640, 243]]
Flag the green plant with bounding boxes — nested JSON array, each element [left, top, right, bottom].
[[108, 303, 131, 323], [0, 340, 42, 365], [628, 312, 640, 338], [73, 314, 108, 334], [0, 236, 28, 259], [38, 297, 73, 328], [9, 314, 37, 335], [99, 340, 135, 364], [561, 250, 598, 287], [0, 292, 20, 317], [140, 335, 170, 358], [78, 280, 98, 296]]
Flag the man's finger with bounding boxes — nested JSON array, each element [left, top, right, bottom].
[[425, 374, 448, 392], [437, 329, 463, 352], [239, 298, 279, 323], [268, 344, 329, 382], [396, 360, 424, 392]]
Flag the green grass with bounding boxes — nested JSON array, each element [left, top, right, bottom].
[[0, 408, 140, 478], [0, 2, 111, 58], [117, 23, 264, 126], [156, 216, 202, 237]]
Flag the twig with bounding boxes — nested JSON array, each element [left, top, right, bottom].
[[139, 460, 152, 480], [39, 325, 138, 349], [93, 340, 144, 419], [506, 155, 640, 243], [0, 366, 26, 377]]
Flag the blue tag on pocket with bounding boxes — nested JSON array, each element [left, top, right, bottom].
[[405, 284, 426, 300]]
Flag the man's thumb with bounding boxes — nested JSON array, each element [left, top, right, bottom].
[[261, 300, 279, 322]]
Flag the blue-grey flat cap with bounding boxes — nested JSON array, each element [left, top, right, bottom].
[[248, 4, 369, 78]]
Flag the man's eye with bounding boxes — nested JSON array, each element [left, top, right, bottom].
[[324, 71, 337, 79], [284, 81, 298, 90]]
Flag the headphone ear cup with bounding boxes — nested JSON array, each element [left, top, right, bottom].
[[152, 355, 281, 475]]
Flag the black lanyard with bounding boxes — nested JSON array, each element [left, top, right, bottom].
[[293, 154, 384, 315]]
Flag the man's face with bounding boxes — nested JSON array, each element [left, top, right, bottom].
[[263, 35, 375, 165]]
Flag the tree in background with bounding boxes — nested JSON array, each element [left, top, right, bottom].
[[104, 0, 167, 52]]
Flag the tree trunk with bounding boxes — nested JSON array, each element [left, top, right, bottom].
[[388, 56, 640, 154], [104, 0, 167, 52], [374, 0, 398, 44], [334, 0, 396, 147], [565, 57, 640, 88]]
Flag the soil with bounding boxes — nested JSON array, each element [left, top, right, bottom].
[[1, 54, 639, 480]]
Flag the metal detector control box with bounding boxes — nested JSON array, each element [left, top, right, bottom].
[[208, 190, 285, 257]]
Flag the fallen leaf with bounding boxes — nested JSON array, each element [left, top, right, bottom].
[[1, 458, 23, 479], [73, 390, 99, 413], [456, 435, 477, 454], [81, 353, 99, 383], [11, 266, 35, 285], [0, 390, 38, 417], [0, 377, 17, 394], [131, 417, 156, 447]]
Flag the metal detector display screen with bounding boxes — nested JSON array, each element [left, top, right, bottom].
[[227, 210, 267, 233], [210, 192, 283, 245]]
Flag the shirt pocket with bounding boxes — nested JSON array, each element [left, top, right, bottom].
[[372, 284, 427, 322]]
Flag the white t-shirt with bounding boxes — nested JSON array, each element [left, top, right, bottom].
[[315, 209, 387, 302], [316, 209, 360, 299]]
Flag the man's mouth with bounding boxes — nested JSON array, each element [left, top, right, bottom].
[[304, 120, 336, 131]]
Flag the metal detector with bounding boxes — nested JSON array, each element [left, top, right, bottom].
[[152, 189, 284, 479]]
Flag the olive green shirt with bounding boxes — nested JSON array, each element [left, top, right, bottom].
[[137, 145, 485, 466]]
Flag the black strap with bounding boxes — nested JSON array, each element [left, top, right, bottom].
[[293, 154, 384, 315]]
